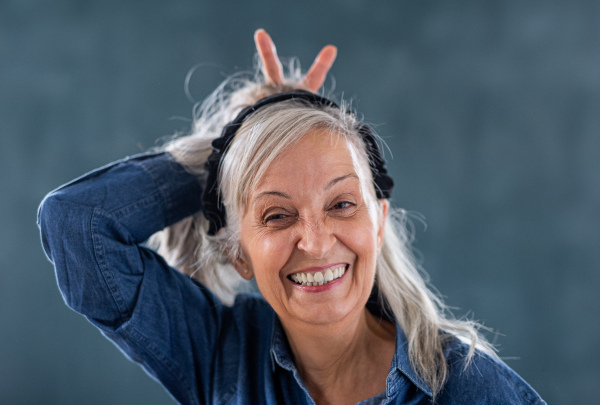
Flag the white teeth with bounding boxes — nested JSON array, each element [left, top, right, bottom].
[[290, 265, 347, 286]]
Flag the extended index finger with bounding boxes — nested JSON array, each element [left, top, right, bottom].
[[254, 29, 284, 85], [302, 45, 337, 92]]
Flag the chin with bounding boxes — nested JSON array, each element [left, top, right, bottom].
[[288, 300, 361, 326]]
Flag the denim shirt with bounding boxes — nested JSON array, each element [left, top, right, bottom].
[[38, 152, 545, 405]]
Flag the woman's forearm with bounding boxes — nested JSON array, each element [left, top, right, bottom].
[[38, 152, 226, 404], [37, 152, 203, 325]]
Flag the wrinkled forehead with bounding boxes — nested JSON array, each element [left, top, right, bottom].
[[245, 129, 376, 206]]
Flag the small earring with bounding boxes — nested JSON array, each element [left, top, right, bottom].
[[244, 269, 249, 274]]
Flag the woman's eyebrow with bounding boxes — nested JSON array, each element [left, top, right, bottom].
[[252, 173, 358, 205], [252, 190, 291, 204], [324, 173, 358, 191]]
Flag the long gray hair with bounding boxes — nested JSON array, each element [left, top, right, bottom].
[[149, 67, 495, 397]]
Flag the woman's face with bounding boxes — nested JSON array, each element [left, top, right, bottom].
[[237, 130, 387, 327]]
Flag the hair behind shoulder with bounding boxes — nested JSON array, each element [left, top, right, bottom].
[[149, 65, 305, 300]]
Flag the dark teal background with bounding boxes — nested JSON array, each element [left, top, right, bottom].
[[2, 1, 598, 403]]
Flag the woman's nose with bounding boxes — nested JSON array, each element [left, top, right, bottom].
[[296, 219, 336, 259]]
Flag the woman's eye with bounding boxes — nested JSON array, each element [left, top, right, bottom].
[[265, 213, 287, 223], [332, 201, 355, 211], [263, 211, 297, 227]]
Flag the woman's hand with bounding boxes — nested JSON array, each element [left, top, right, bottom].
[[254, 29, 337, 92]]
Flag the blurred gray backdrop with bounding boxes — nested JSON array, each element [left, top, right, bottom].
[[2, 0, 599, 404]]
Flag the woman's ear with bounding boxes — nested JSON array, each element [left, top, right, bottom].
[[220, 228, 254, 280], [229, 254, 254, 280], [377, 199, 389, 252]]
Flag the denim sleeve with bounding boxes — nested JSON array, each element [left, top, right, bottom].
[[38, 152, 222, 405], [439, 338, 547, 404]]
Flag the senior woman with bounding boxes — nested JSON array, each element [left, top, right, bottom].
[[38, 30, 545, 404]]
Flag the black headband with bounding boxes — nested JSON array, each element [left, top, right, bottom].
[[201, 89, 394, 235]]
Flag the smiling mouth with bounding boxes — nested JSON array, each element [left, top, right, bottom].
[[288, 265, 348, 286]]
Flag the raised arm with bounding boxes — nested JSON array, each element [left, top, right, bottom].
[[37, 152, 221, 404]]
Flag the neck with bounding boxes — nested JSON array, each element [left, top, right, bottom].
[[280, 308, 395, 405]]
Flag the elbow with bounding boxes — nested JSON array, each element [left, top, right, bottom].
[[38, 191, 63, 262], [37, 189, 93, 265], [37, 190, 102, 310]]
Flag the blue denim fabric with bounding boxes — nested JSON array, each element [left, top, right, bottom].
[[38, 152, 546, 405]]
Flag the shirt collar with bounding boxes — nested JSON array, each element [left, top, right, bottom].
[[269, 314, 433, 398], [270, 315, 295, 372], [389, 322, 433, 397]]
